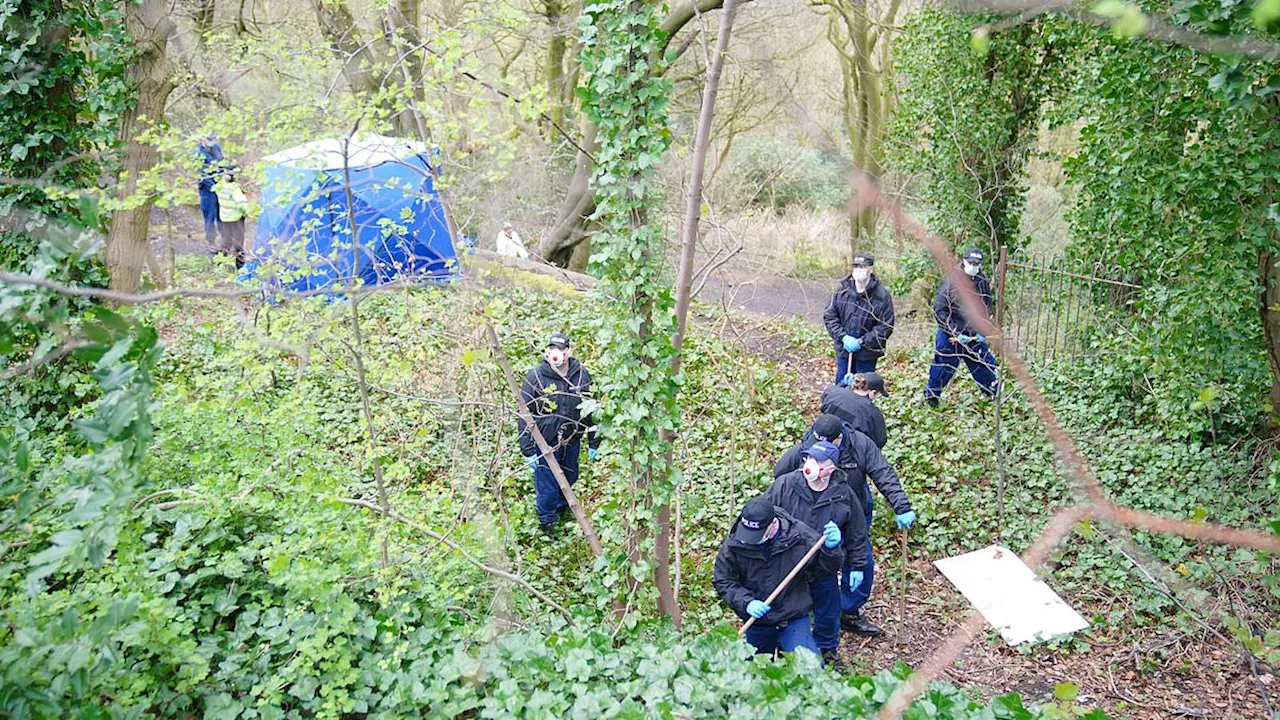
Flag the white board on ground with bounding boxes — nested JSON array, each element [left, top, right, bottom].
[[933, 544, 1088, 646]]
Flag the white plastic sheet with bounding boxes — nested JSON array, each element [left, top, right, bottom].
[[933, 544, 1089, 646]]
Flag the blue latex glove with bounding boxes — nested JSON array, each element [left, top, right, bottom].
[[822, 521, 842, 548], [895, 510, 917, 530], [587, 448, 598, 461], [747, 600, 771, 619], [841, 335, 861, 353], [847, 570, 865, 592], [841, 373, 854, 387], [523, 454, 538, 470], [974, 333, 987, 344], [955, 335, 973, 344]]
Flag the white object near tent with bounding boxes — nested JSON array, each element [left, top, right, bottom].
[[933, 544, 1089, 646]]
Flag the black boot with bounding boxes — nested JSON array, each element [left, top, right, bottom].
[[540, 522, 557, 540], [840, 611, 883, 636], [821, 648, 845, 671]]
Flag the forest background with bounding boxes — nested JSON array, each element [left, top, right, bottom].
[[1, 0, 1279, 718]]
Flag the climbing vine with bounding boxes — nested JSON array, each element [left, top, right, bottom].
[[885, 10, 1078, 252], [575, 0, 681, 602]]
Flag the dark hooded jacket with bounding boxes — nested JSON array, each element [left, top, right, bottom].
[[819, 385, 887, 449], [773, 420, 912, 516], [934, 268, 994, 338], [764, 469, 869, 571], [517, 357, 599, 457], [823, 274, 896, 362], [713, 507, 844, 626]]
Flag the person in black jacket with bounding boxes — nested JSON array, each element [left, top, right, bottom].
[[925, 247, 999, 406], [820, 372, 889, 449], [713, 496, 844, 660], [764, 441, 868, 667], [823, 253, 896, 384], [774, 414, 915, 636], [517, 332, 601, 538]]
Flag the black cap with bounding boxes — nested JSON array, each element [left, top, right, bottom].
[[734, 496, 776, 543], [862, 371, 890, 397], [963, 248, 985, 264], [852, 253, 874, 267], [811, 414, 843, 443], [547, 332, 570, 349]]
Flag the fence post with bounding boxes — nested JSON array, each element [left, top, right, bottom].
[[995, 245, 1008, 357], [993, 246, 1009, 538]]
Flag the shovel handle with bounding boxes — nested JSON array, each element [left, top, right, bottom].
[[739, 535, 828, 636]]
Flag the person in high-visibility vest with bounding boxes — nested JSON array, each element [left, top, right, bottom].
[[213, 174, 250, 268]]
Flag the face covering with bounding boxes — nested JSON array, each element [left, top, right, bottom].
[[963, 262, 980, 277], [802, 459, 833, 489], [852, 268, 871, 284], [546, 348, 567, 368]]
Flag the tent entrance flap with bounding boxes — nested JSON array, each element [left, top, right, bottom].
[[243, 133, 457, 293]]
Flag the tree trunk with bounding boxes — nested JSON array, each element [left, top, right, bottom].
[[106, 0, 176, 294], [1260, 249, 1280, 415], [311, 0, 385, 98], [541, 121, 598, 265], [192, 0, 216, 42], [662, 0, 739, 625], [544, 0, 569, 131], [543, 0, 739, 268]]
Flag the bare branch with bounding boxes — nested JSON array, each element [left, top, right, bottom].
[[336, 496, 577, 625]]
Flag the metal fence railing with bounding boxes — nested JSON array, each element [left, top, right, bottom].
[[995, 250, 1140, 365]]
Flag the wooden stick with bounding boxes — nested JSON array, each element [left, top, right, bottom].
[[484, 323, 603, 557], [739, 535, 828, 635]]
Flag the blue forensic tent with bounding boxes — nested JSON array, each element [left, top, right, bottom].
[[244, 133, 457, 292]]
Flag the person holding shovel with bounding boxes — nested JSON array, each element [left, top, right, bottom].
[[774, 414, 915, 637], [823, 252, 896, 384], [763, 441, 868, 669], [517, 332, 601, 539], [713, 495, 844, 661], [820, 371, 889, 449], [924, 247, 998, 406]]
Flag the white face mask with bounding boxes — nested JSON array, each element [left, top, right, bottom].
[[545, 348, 567, 368], [852, 268, 871, 283], [963, 262, 980, 277], [802, 459, 834, 489]]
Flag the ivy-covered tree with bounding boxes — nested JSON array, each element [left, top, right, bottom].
[[1062, 8, 1280, 431], [0, 0, 128, 266], [885, 10, 1077, 252]]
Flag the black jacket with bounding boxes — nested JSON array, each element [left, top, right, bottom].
[[765, 470, 869, 571], [820, 385, 887, 449], [713, 508, 844, 626], [934, 268, 994, 338], [517, 357, 599, 457], [823, 275, 896, 361], [773, 420, 912, 516]]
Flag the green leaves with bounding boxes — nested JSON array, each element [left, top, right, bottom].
[[1091, 0, 1150, 38]]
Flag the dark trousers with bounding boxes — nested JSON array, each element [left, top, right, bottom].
[[533, 438, 580, 526], [834, 351, 878, 384], [809, 574, 842, 651], [842, 487, 875, 615], [199, 189, 221, 244], [925, 329, 998, 399], [220, 219, 245, 268], [743, 616, 821, 659]]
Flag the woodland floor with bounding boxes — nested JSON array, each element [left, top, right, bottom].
[[150, 206, 1274, 719], [765, 328, 1274, 720]]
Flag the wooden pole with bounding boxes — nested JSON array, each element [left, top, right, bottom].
[[484, 323, 603, 557], [739, 536, 827, 635]]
